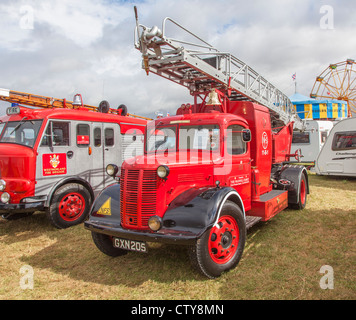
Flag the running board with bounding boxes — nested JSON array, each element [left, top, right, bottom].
[[245, 216, 262, 229]]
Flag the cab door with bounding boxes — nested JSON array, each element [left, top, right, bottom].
[[90, 122, 121, 194], [226, 123, 251, 210], [36, 120, 73, 194]]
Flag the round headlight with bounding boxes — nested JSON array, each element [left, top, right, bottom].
[[157, 165, 169, 179], [0, 179, 6, 191], [1, 192, 10, 204], [148, 215, 163, 232], [106, 164, 119, 177]]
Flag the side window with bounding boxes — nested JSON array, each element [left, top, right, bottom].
[[94, 127, 101, 147], [105, 128, 114, 147], [77, 124, 90, 147], [41, 121, 70, 147], [227, 124, 246, 155], [332, 131, 356, 150]]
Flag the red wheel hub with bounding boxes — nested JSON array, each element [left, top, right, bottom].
[[58, 192, 85, 222], [208, 215, 239, 264]]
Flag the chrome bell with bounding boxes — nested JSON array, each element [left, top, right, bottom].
[[72, 94, 83, 107]]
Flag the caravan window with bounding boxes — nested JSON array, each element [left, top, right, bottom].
[[332, 131, 356, 150], [292, 132, 310, 144]]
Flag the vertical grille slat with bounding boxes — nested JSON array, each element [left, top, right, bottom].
[[120, 169, 157, 229]]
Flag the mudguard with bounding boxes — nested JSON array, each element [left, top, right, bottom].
[[85, 184, 245, 245], [276, 165, 309, 204], [163, 186, 245, 236]]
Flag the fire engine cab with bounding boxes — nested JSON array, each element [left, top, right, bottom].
[[0, 89, 147, 228], [84, 12, 309, 278]]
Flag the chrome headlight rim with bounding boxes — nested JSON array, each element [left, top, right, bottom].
[[106, 164, 119, 177], [1, 192, 10, 204], [0, 179, 6, 191], [148, 215, 163, 232], [157, 165, 170, 179]]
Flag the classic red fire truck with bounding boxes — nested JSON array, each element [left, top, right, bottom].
[[0, 89, 148, 228], [84, 13, 309, 278]]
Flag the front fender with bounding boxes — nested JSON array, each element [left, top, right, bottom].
[[88, 183, 121, 221], [163, 186, 245, 238]]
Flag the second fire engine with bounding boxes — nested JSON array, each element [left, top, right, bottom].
[[84, 12, 309, 278]]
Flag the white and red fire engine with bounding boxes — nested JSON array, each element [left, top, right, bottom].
[[0, 89, 148, 228]]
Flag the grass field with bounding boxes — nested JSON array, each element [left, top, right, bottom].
[[0, 173, 355, 300]]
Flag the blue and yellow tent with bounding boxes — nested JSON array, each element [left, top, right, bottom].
[[289, 93, 348, 120]]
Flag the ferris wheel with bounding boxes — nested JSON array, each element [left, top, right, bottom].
[[310, 59, 356, 116]]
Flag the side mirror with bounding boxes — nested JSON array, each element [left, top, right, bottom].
[[242, 129, 251, 142]]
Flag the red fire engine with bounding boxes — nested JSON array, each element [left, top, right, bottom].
[[84, 12, 308, 278], [0, 89, 148, 228]]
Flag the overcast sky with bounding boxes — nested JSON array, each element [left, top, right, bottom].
[[0, 0, 355, 118]]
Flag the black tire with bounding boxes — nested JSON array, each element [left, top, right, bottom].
[[189, 200, 246, 279], [91, 232, 128, 257], [47, 183, 92, 229], [98, 100, 110, 113], [291, 174, 307, 210], [117, 104, 128, 116]]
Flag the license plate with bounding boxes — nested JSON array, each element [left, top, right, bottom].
[[113, 237, 147, 253]]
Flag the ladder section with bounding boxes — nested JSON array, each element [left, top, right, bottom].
[[0, 88, 151, 120], [134, 16, 304, 130]]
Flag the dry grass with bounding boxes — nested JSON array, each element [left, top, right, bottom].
[[0, 173, 355, 300]]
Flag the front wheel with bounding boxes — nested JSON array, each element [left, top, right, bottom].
[[189, 200, 246, 279], [47, 183, 92, 229]]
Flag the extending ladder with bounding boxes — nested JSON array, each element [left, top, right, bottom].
[[134, 13, 304, 130]]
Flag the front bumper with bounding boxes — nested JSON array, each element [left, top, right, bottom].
[[84, 220, 198, 245], [0, 201, 45, 216]]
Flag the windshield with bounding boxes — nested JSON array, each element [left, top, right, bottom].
[[147, 125, 177, 152], [0, 120, 43, 148], [146, 124, 220, 152]]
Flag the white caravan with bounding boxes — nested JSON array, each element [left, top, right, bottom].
[[315, 117, 356, 177], [291, 120, 334, 163]]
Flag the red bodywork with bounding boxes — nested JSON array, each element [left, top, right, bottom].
[[120, 101, 294, 229]]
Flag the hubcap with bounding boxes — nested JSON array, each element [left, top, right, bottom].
[[208, 215, 239, 264], [58, 192, 85, 221]]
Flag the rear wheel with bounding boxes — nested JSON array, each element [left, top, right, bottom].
[[91, 232, 128, 257], [47, 183, 91, 229], [189, 200, 246, 279], [292, 174, 307, 210]]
